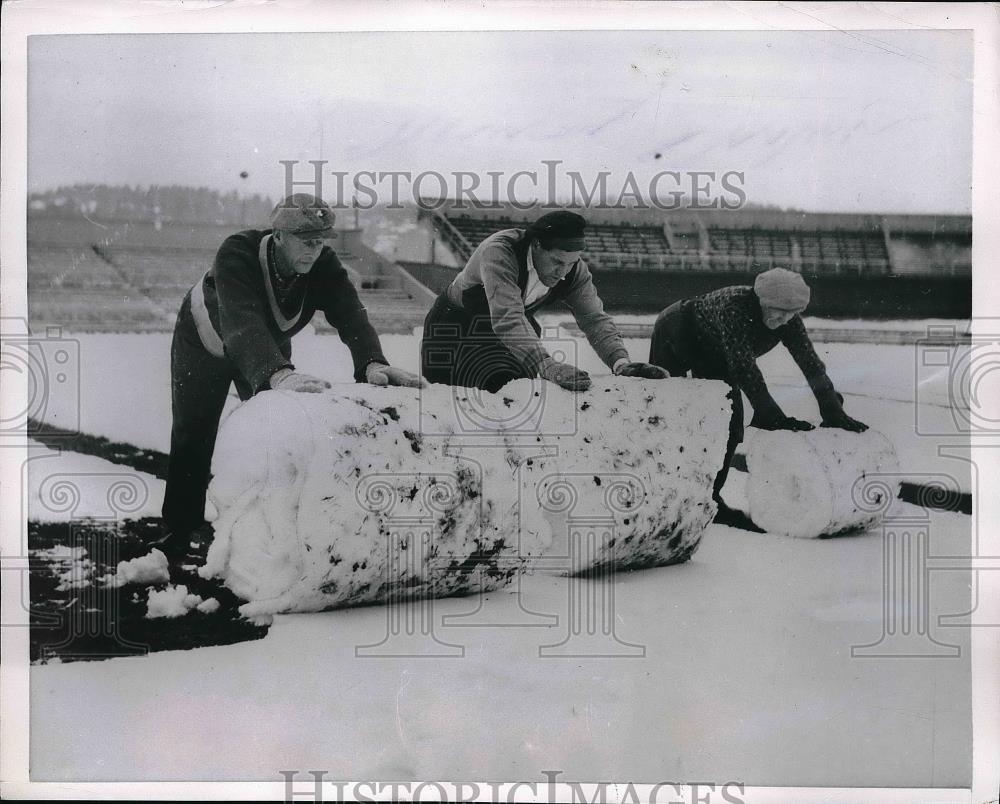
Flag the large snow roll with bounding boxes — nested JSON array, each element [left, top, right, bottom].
[[202, 377, 731, 614], [509, 378, 728, 572], [744, 428, 899, 538]]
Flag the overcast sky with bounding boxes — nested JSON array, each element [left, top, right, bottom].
[[28, 29, 972, 214]]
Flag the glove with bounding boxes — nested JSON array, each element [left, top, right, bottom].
[[270, 368, 331, 393], [614, 361, 670, 379], [365, 362, 427, 388], [750, 413, 814, 432], [821, 409, 868, 432], [538, 357, 591, 391]]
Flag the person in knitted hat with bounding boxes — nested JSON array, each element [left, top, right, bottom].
[[156, 192, 424, 565], [648, 268, 866, 516], [753, 267, 812, 325], [420, 209, 666, 392]]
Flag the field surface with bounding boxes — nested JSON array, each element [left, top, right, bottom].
[[25, 328, 972, 786]]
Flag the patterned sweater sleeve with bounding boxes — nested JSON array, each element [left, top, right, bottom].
[[479, 240, 552, 374], [692, 292, 784, 420], [561, 260, 629, 370], [779, 316, 841, 414], [214, 235, 293, 393]]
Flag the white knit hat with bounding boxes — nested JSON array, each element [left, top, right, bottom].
[[753, 268, 811, 311]]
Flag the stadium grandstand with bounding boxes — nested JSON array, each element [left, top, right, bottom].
[[406, 203, 971, 319], [26, 202, 435, 335], [26, 188, 971, 334], [422, 203, 969, 277]]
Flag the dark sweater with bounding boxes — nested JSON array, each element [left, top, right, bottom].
[[198, 229, 387, 392], [659, 286, 839, 420]]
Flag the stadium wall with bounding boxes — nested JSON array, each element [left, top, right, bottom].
[[400, 262, 970, 319], [595, 270, 970, 318]]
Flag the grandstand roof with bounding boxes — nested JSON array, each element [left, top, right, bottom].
[[428, 200, 971, 236]]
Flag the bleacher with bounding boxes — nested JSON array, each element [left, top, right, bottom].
[[27, 244, 168, 332], [708, 228, 794, 259], [27, 216, 433, 334], [707, 228, 890, 275], [101, 248, 210, 309], [443, 213, 674, 271], [669, 230, 701, 255], [446, 215, 671, 259], [438, 210, 936, 278], [795, 230, 889, 275], [28, 245, 124, 291], [25, 205, 972, 331]]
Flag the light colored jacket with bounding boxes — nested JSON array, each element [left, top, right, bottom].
[[446, 229, 628, 373]]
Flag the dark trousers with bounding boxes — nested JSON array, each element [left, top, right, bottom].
[[420, 293, 540, 393], [161, 296, 290, 535], [649, 302, 744, 502]]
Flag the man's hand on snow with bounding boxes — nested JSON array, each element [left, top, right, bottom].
[[821, 410, 868, 432], [269, 368, 331, 393], [365, 363, 427, 388], [750, 412, 815, 432], [614, 361, 670, 379], [539, 357, 591, 391]]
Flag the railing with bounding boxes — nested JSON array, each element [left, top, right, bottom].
[[431, 210, 475, 262], [583, 251, 969, 277]]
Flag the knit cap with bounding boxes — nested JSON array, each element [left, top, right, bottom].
[[753, 268, 811, 311]]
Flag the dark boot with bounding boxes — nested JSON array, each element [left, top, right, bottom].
[[150, 522, 214, 568], [149, 529, 192, 565]]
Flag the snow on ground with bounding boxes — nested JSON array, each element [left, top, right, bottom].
[[30, 504, 971, 786], [145, 584, 204, 619], [33, 332, 425, 455], [197, 597, 220, 614], [30, 328, 971, 496], [26, 328, 973, 785], [26, 328, 971, 545], [25, 439, 166, 522], [112, 549, 170, 588], [32, 545, 95, 591]]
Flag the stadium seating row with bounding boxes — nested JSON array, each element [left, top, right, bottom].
[[28, 240, 429, 333], [445, 214, 899, 276], [25, 209, 971, 332], [446, 216, 673, 259]]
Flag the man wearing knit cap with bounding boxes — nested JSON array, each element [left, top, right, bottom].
[[421, 210, 666, 392], [648, 267, 866, 508], [157, 193, 423, 563]]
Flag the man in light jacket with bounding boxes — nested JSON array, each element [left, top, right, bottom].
[[420, 210, 665, 392]]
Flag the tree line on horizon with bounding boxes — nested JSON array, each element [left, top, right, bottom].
[[28, 185, 278, 227], [27, 183, 796, 228]]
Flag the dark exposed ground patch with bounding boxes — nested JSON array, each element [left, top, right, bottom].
[[29, 517, 268, 664], [27, 417, 169, 480]]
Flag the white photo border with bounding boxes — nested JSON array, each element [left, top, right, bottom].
[[1, 2, 996, 802]]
